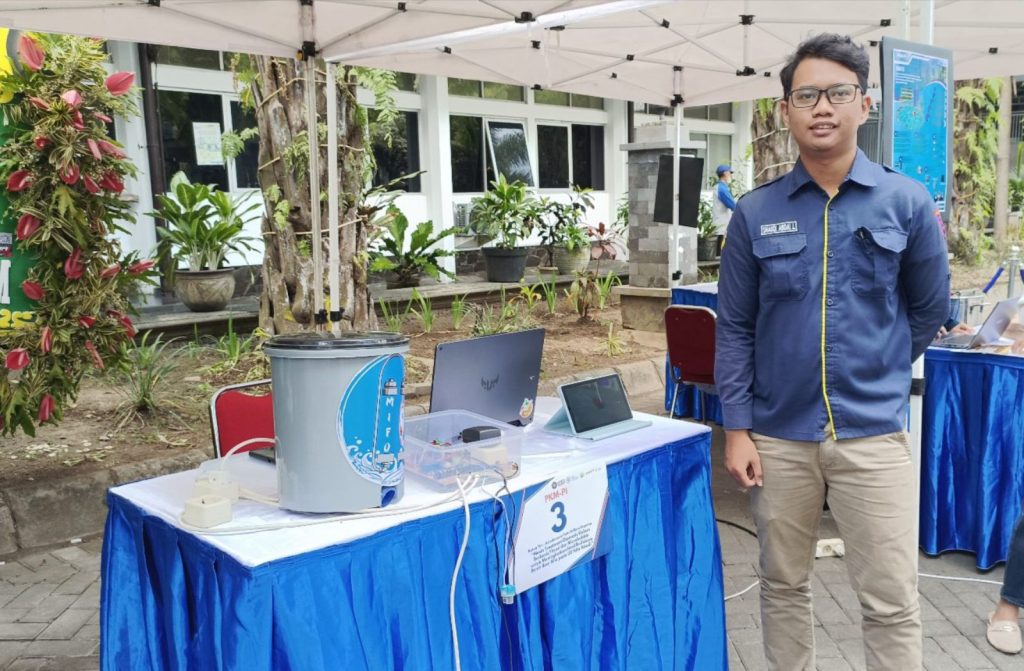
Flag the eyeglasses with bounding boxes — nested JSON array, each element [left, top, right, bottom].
[[787, 83, 862, 109]]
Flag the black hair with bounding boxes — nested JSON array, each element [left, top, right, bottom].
[[779, 34, 869, 98]]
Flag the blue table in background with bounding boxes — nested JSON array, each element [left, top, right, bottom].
[[920, 347, 1024, 569], [666, 283, 723, 424], [101, 412, 727, 670]]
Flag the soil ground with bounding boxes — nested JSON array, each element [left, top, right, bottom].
[[0, 301, 660, 487]]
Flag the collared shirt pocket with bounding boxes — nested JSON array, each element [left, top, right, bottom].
[[851, 226, 907, 297], [752, 233, 809, 301]]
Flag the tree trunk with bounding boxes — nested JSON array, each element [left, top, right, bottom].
[[751, 99, 796, 186], [950, 78, 998, 262], [251, 57, 376, 333], [994, 76, 1012, 241]]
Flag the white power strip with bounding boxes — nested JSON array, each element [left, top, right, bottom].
[[193, 470, 239, 502], [182, 495, 233, 528], [816, 538, 846, 558]]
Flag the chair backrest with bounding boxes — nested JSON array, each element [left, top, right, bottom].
[[664, 305, 717, 386], [209, 379, 275, 457]]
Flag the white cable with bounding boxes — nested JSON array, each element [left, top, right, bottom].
[[919, 572, 1005, 587], [238, 486, 279, 506], [219, 437, 275, 467], [725, 580, 760, 601], [450, 476, 473, 671], [179, 476, 480, 535]]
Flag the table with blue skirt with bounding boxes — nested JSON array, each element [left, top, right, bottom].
[[100, 404, 726, 670], [920, 346, 1024, 569], [665, 283, 723, 423]]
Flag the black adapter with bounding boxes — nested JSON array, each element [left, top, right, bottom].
[[461, 425, 501, 443]]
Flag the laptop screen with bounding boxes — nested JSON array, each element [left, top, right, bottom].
[[430, 328, 545, 425], [561, 374, 633, 433]]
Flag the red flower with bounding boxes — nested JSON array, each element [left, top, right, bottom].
[[16, 214, 41, 240], [40, 327, 52, 354], [87, 138, 102, 161], [83, 175, 100, 194], [119, 315, 136, 338], [128, 259, 156, 275], [60, 90, 82, 108], [21, 280, 44, 301], [84, 341, 104, 370], [37, 394, 55, 423], [100, 263, 121, 279], [34, 136, 50, 151], [4, 348, 29, 371], [18, 35, 44, 72], [99, 172, 123, 193], [64, 249, 84, 280], [97, 140, 125, 158], [104, 72, 134, 96], [60, 164, 80, 186], [28, 96, 49, 111], [78, 315, 96, 329], [7, 170, 31, 192], [94, 112, 112, 123], [70, 110, 85, 131]]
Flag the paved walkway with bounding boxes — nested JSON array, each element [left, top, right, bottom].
[[0, 392, 1019, 670]]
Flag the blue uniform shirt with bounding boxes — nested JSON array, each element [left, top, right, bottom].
[[715, 150, 950, 441]]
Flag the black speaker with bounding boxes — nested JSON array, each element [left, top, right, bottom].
[[653, 155, 704, 226]]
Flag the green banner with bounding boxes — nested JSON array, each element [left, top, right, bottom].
[[0, 26, 36, 332]]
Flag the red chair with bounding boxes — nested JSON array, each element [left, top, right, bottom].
[[664, 305, 717, 421], [209, 379, 275, 457]]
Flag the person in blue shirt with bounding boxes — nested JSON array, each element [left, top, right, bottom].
[[715, 34, 950, 671], [713, 164, 737, 239]]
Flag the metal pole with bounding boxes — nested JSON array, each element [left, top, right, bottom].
[[326, 62, 341, 335], [670, 103, 680, 287], [1008, 245, 1021, 298]]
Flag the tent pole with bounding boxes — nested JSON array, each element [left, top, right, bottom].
[[670, 102, 680, 287], [326, 62, 341, 335], [304, 57, 325, 330]]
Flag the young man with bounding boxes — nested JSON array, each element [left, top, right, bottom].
[[715, 34, 950, 671], [713, 164, 737, 237]]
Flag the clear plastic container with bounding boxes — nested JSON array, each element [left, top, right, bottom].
[[403, 410, 522, 489]]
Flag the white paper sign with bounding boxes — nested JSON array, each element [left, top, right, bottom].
[[192, 122, 223, 166], [511, 463, 610, 594]]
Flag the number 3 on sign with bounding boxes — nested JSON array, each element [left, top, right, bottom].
[[550, 501, 567, 533]]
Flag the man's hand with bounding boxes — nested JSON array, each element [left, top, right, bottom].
[[725, 430, 763, 488]]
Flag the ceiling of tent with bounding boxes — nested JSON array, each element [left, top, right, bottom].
[[0, 0, 636, 60], [335, 0, 1024, 106]]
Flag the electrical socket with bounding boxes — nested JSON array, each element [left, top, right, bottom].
[[193, 470, 239, 502], [815, 538, 845, 558], [182, 495, 232, 528]]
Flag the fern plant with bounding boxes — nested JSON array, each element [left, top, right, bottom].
[[370, 205, 456, 288]]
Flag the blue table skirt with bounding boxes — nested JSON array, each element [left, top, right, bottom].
[[921, 348, 1024, 569], [666, 288, 723, 423], [101, 433, 727, 670]]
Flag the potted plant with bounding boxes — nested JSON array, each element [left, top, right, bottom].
[[471, 174, 540, 282], [696, 195, 718, 262], [152, 172, 258, 311], [539, 186, 595, 275], [370, 205, 456, 288]]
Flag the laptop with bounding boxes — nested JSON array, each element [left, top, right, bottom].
[[430, 328, 545, 426], [934, 296, 1020, 349], [544, 373, 652, 441]]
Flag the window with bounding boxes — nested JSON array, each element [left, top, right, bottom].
[[158, 90, 228, 190], [450, 116, 534, 192], [369, 109, 421, 192], [571, 93, 603, 110], [487, 121, 533, 186], [394, 72, 418, 92], [534, 89, 604, 109], [688, 132, 732, 187], [538, 125, 569, 188], [571, 125, 604, 190], [154, 46, 221, 69], [684, 103, 733, 121], [230, 102, 260, 189], [448, 78, 525, 101]]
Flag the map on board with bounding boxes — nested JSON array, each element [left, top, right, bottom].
[[891, 48, 950, 212]]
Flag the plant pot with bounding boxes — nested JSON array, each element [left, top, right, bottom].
[[386, 273, 421, 290], [553, 246, 590, 275], [174, 268, 236, 312], [697, 236, 719, 262], [481, 247, 529, 283]]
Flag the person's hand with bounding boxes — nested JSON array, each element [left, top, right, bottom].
[[725, 430, 763, 488], [951, 322, 973, 335]]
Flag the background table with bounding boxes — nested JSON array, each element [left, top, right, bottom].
[[101, 405, 726, 670], [666, 283, 723, 423], [920, 347, 1024, 569]]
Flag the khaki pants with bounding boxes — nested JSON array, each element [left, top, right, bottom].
[[750, 430, 921, 671]]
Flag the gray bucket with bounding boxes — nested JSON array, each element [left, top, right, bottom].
[[263, 331, 410, 512]]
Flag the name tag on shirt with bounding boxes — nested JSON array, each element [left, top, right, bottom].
[[760, 221, 799, 236]]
